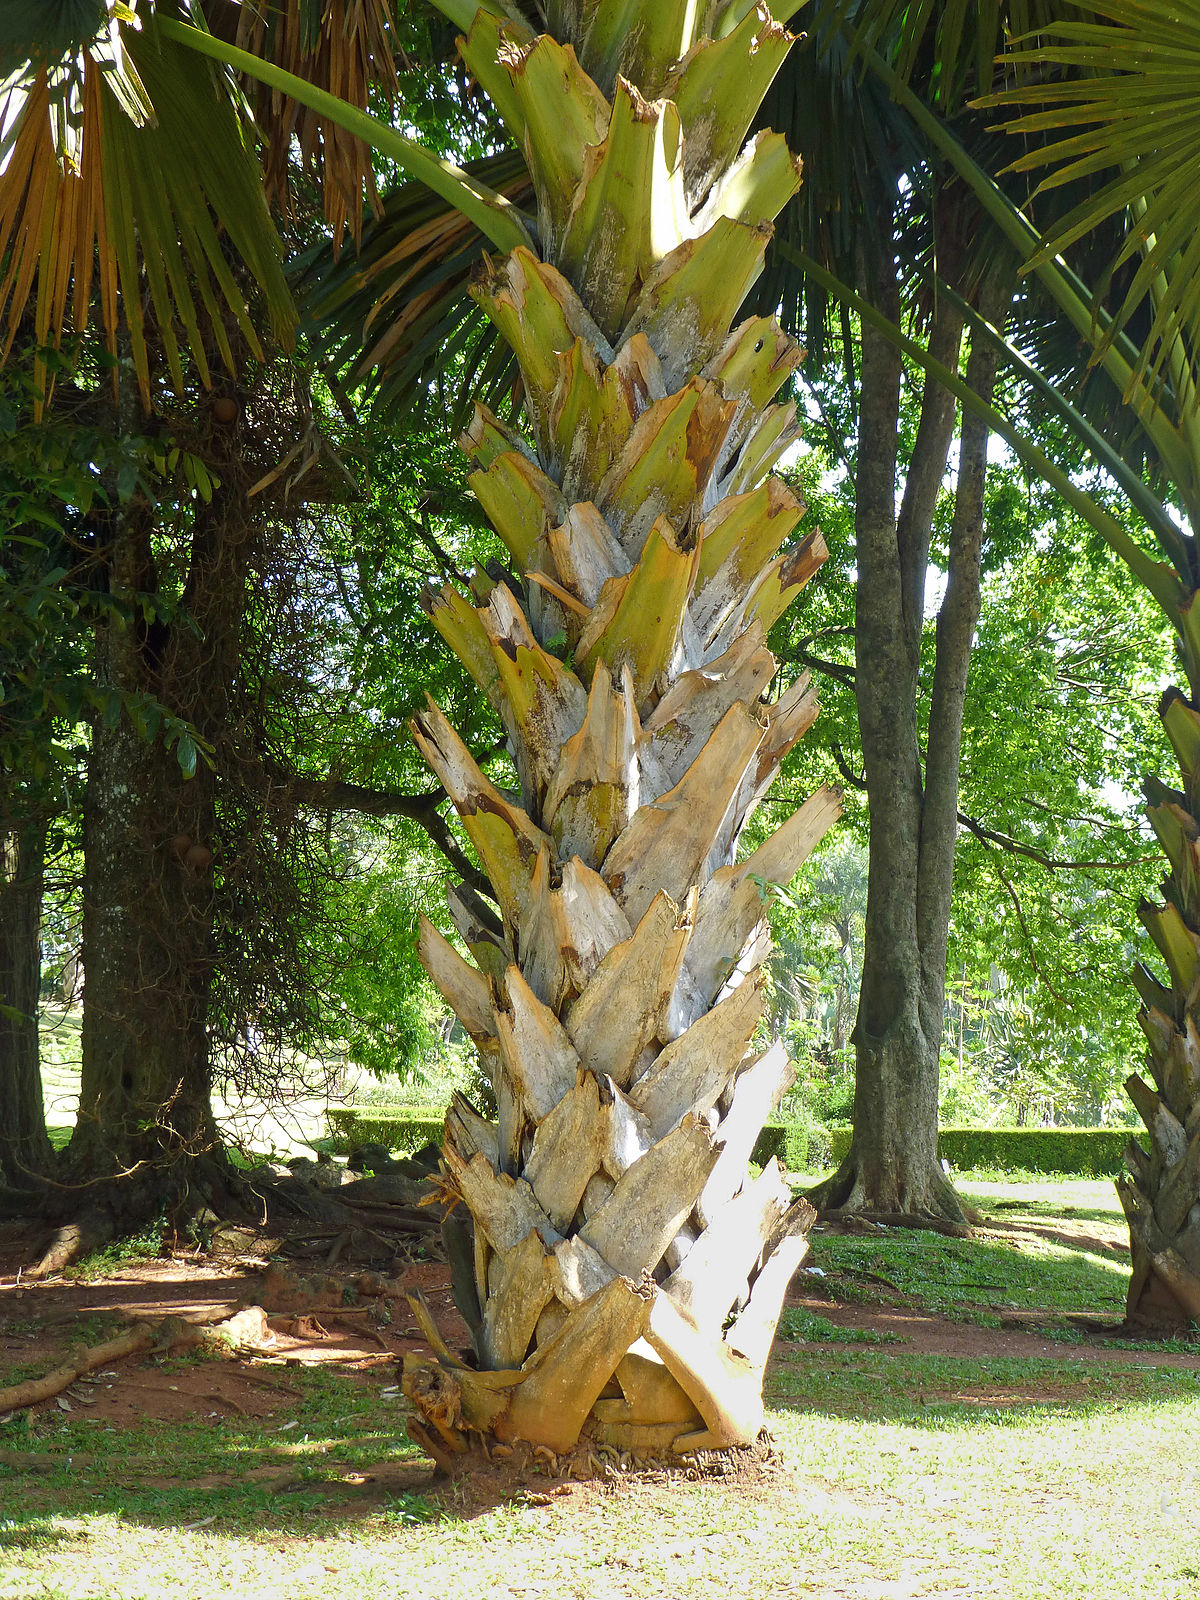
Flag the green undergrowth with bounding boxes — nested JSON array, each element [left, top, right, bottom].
[[326, 1106, 445, 1153], [824, 1125, 1132, 1176], [777, 1307, 903, 1345]]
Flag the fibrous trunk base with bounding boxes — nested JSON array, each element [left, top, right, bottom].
[[405, 1399, 782, 1483]]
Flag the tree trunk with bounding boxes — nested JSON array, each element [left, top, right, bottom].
[[61, 397, 252, 1236], [811, 262, 1009, 1223], [70, 677, 220, 1219], [0, 820, 53, 1187], [401, 7, 838, 1462]]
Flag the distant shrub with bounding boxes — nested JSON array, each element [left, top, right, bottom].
[[751, 1121, 825, 1172], [827, 1123, 1128, 1176], [327, 1106, 444, 1154]]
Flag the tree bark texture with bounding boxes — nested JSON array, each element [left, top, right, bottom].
[[0, 820, 53, 1186], [401, 8, 839, 1460], [67, 406, 252, 1224], [811, 263, 1010, 1222]]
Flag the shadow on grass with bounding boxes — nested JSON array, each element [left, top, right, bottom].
[[0, 1416, 468, 1547], [765, 1343, 1200, 1430], [809, 1226, 1130, 1319], [0, 1354, 560, 1553]]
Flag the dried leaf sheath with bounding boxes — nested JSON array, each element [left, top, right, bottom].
[[402, 1, 841, 1459], [1121, 694, 1200, 1325]]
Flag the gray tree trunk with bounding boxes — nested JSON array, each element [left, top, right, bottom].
[[810, 263, 1009, 1222], [64, 405, 251, 1233]]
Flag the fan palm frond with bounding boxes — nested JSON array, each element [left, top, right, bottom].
[[299, 150, 529, 427], [0, 5, 292, 405], [985, 0, 1200, 415], [804, 0, 1068, 106]]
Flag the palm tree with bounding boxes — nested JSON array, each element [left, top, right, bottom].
[[3, 2, 840, 1452], [388, 0, 839, 1464], [307, 4, 1047, 1232]]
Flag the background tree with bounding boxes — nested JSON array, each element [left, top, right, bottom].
[[822, 0, 1200, 1323], [768, 430, 1170, 1133], [0, 342, 199, 1193]]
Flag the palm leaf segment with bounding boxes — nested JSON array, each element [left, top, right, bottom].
[[401, 0, 841, 1461], [221, 0, 399, 251], [988, 0, 1200, 417]]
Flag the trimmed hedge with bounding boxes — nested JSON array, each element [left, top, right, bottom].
[[328, 1107, 1129, 1178], [751, 1121, 812, 1172], [327, 1106, 445, 1154], [826, 1123, 1129, 1176], [941, 1126, 1129, 1176], [752, 1121, 838, 1171]]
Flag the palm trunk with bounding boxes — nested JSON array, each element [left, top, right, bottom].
[[401, 5, 840, 1461]]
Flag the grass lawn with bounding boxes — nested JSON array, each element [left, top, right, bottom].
[[3, 1174, 1198, 1600], [3, 1371, 1199, 1600]]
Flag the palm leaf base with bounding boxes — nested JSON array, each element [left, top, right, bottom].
[[401, 1162, 814, 1462], [1121, 687, 1200, 1328]]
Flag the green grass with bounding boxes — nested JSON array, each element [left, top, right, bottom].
[[777, 1306, 904, 1345], [3, 1349, 1199, 1600], [809, 1228, 1129, 1322], [958, 1173, 1126, 1221], [38, 1007, 82, 1140], [4, 1166, 1195, 1599], [796, 1175, 1132, 1330]]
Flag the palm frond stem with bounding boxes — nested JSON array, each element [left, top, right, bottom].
[[157, 18, 535, 256]]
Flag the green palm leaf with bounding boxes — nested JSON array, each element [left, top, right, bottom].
[[985, 0, 1200, 414]]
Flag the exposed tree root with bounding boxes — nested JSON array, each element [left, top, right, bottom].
[[805, 1153, 980, 1228], [817, 1207, 973, 1238], [0, 1326, 156, 1415], [17, 1145, 446, 1277], [407, 1419, 786, 1487], [26, 1211, 115, 1281], [0, 1306, 280, 1418]]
